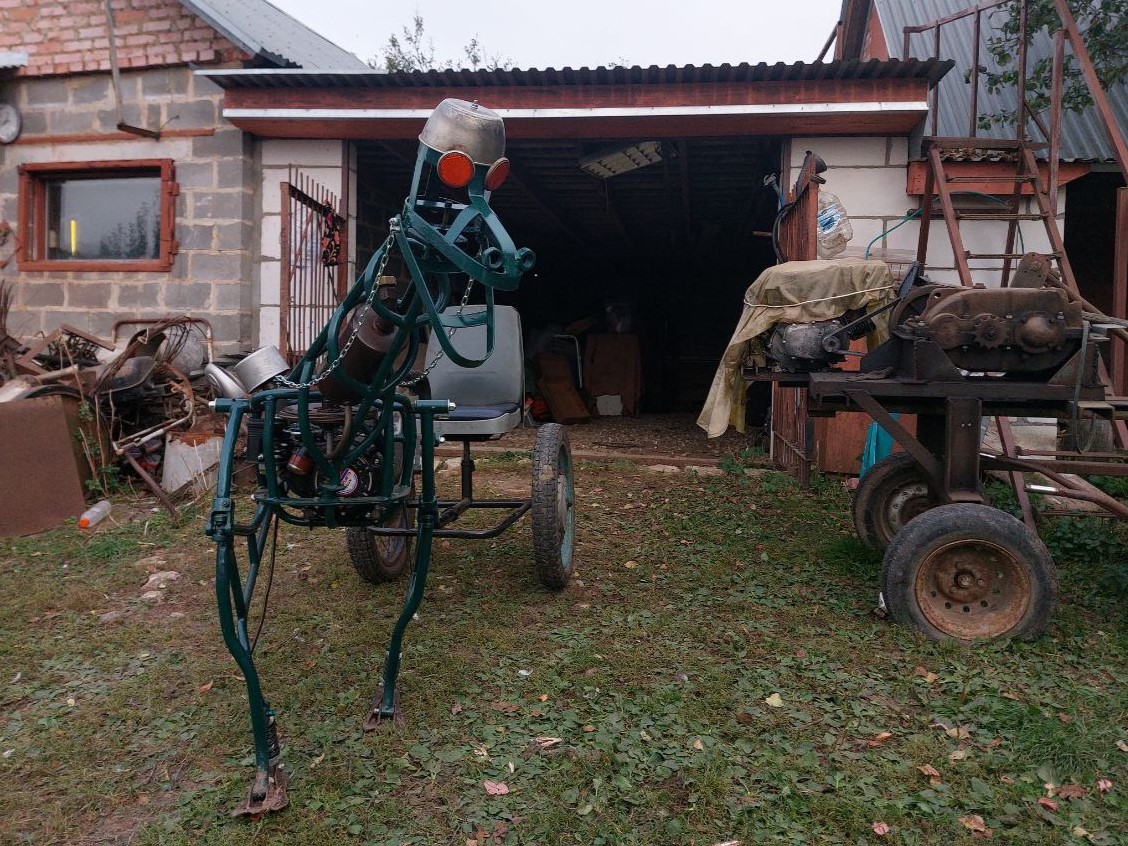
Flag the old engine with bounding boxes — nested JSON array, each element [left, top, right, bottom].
[[894, 283, 1084, 375]]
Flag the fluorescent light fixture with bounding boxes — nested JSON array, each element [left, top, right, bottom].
[[579, 140, 663, 178]]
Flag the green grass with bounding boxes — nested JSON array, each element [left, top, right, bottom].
[[0, 462, 1125, 845]]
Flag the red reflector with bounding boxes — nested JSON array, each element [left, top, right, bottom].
[[436, 150, 474, 188], [485, 157, 510, 191]]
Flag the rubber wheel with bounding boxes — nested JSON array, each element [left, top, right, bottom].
[[346, 498, 414, 584], [881, 503, 1057, 641], [531, 423, 575, 590], [853, 453, 940, 549]]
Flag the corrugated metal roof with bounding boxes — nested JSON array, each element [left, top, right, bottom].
[[0, 50, 27, 70], [179, 0, 367, 70], [198, 56, 952, 90], [873, 0, 1128, 161]]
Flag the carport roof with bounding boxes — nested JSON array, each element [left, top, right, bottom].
[[200, 57, 953, 141], [200, 56, 951, 90]]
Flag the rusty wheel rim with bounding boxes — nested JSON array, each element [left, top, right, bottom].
[[913, 538, 1031, 639], [878, 481, 935, 542]]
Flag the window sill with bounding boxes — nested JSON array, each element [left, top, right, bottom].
[[18, 259, 173, 273]]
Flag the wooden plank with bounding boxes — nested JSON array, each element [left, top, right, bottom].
[[906, 160, 1090, 195]]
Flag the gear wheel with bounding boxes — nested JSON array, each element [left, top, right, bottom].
[[971, 313, 1008, 349]]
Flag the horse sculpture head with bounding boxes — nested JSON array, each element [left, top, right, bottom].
[[405, 98, 535, 293]]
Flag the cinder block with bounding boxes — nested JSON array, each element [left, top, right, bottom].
[[216, 221, 250, 251], [51, 109, 97, 134], [213, 281, 249, 311], [19, 281, 65, 308], [216, 157, 249, 189], [191, 190, 248, 222], [175, 161, 215, 190], [256, 306, 280, 349], [71, 76, 112, 105], [820, 167, 914, 218], [789, 137, 890, 168], [261, 139, 345, 168], [887, 137, 909, 166], [842, 217, 886, 256], [117, 284, 160, 309], [260, 214, 281, 260], [67, 282, 112, 309], [168, 97, 216, 129], [25, 78, 69, 106], [258, 260, 282, 306], [191, 128, 246, 160], [190, 251, 243, 283], [164, 281, 212, 310]]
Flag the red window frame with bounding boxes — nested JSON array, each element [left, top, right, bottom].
[[17, 159, 179, 272]]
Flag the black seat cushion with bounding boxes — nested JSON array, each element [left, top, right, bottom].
[[442, 402, 520, 421]]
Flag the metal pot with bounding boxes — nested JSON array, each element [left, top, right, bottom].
[[230, 345, 289, 393], [419, 98, 505, 165]]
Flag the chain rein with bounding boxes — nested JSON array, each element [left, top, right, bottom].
[[275, 228, 397, 390], [274, 221, 473, 392]]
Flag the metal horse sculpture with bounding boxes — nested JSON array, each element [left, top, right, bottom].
[[205, 99, 545, 814]]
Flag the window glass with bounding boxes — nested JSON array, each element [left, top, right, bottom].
[[44, 175, 161, 261]]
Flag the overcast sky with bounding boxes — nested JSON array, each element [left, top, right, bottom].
[[268, 0, 845, 70]]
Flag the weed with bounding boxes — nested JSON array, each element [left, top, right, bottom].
[[0, 468, 1124, 845]]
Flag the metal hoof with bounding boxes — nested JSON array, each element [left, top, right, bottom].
[[232, 764, 289, 817], [363, 685, 403, 731]]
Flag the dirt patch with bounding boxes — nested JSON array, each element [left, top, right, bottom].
[[477, 412, 758, 461]]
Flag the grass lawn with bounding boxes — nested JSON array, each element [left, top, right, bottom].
[[0, 454, 1125, 845]]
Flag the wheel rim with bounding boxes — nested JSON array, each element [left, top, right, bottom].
[[557, 444, 574, 571], [371, 505, 409, 564], [876, 481, 935, 543], [914, 538, 1031, 638]]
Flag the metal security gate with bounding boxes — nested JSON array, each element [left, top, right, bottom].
[[279, 168, 346, 363]]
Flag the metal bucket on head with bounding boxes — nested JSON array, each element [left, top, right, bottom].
[[419, 99, 505, 164]]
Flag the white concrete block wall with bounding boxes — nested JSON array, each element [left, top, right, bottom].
[[789, 136, 1066, 288], [257, 138, 348, 350]]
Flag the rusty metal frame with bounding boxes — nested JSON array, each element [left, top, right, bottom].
[[279, 168, 345, 363]]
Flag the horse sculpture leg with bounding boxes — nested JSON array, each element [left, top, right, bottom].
[[208, 401, 289, 814], [365, 400, 447, 728]]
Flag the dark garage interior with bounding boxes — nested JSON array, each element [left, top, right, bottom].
[[354, 135, 783, 415]]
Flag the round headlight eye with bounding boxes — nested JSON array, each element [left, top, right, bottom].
[[436, 150, 475, 188], [485, 157, 510, 191]]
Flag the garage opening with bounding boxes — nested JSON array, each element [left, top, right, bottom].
[[355, 134, 782, 426]]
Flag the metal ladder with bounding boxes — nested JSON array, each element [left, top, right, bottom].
[[914, 137, 1074, 291], [913, 136, 1128, 527]]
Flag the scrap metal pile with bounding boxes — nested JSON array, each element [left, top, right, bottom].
[[0, 287, 220, 513]]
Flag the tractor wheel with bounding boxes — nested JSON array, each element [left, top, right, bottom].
[[531, 423, 575, 590], [346, 499, 414, 584], [881, 503, 1057, 641], [853, 453, 940, 549]]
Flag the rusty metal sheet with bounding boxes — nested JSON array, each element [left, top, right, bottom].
[[0, 396, 88, 537]]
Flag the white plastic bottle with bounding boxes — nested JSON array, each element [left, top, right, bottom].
[[78, 500, 112, 529], [816, 191, 853, 258]]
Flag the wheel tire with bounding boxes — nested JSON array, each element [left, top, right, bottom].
[[853, 453, 940, 549], [531, 423, 575, 590], [881, 503, 1057, 641], [346, 498, 414, 584]]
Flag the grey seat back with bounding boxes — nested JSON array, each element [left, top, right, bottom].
[[426, 305, 524, 407]]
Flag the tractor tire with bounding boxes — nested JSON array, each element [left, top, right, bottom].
[[881, 503, 1057, 641], [531, 423, 575, 590], [853, 452, 940, 550]]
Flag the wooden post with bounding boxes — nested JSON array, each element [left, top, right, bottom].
[[1115, 187, 1128, 396]]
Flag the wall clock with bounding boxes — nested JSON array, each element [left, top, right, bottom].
[[0, 103, 22, 144]]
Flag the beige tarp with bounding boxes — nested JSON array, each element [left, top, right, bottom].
[[697, 259, 898, 437]]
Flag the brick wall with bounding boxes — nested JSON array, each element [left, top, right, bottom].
[[0, 0, 249, 77], [0, 69, 257, 351]]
